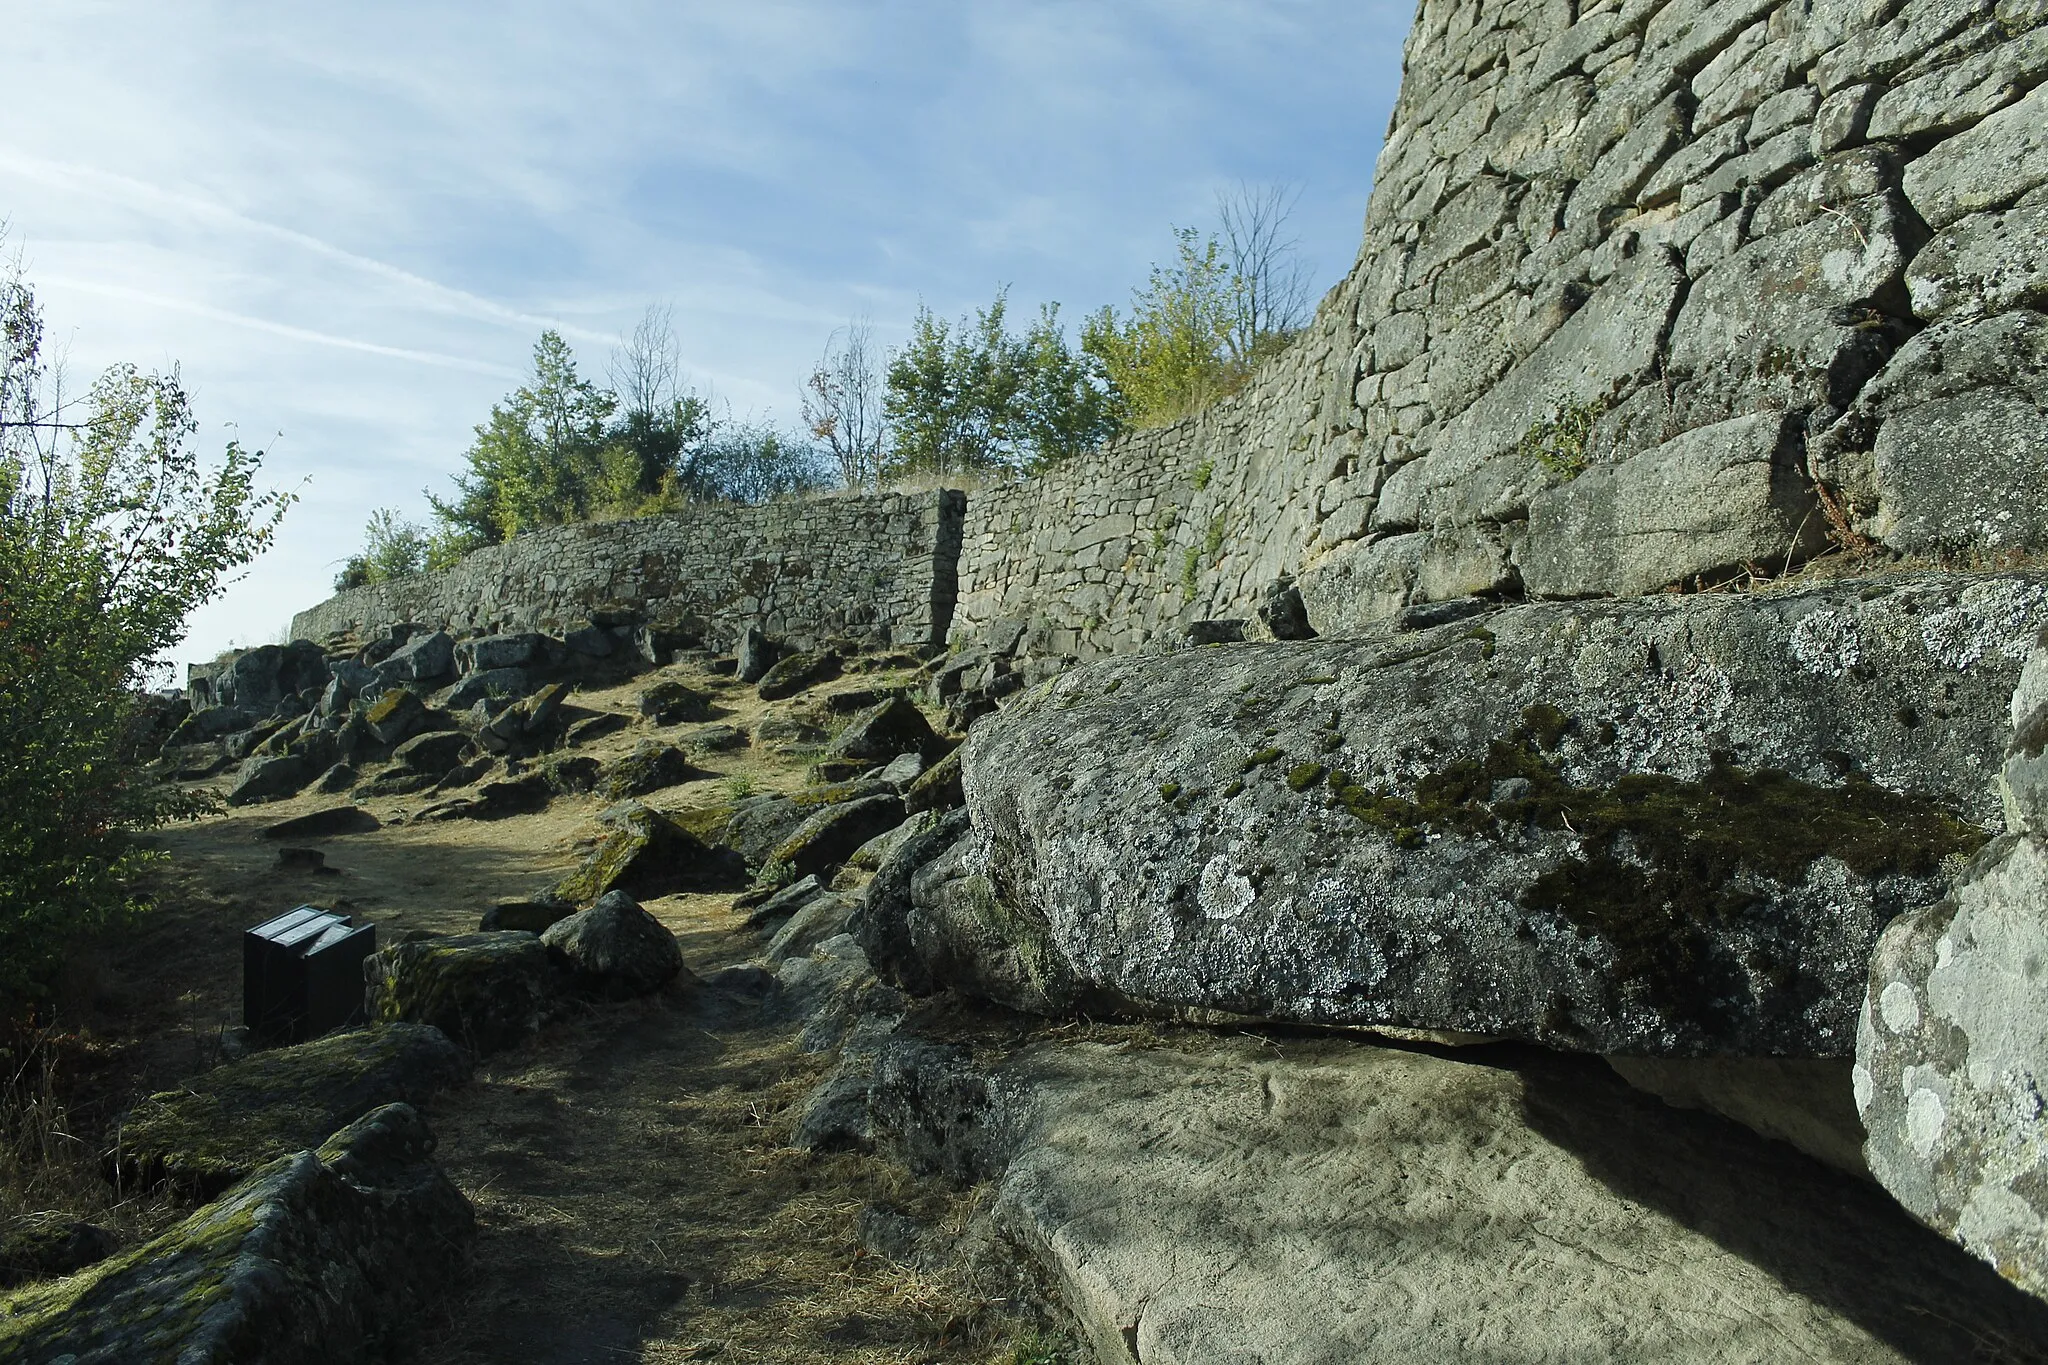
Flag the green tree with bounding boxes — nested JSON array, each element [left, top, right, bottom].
[[883, 291, 1120, 478], [428, 329, 618, 547], [0, 260, 291, 1009], [332, 507, 430, 590], [1082, 227, 1238, 428]]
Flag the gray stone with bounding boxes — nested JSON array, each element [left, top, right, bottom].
[[949, 1037, 2048, 1363], [736, 625, 777, 683], [903, 747, 964, 814], [1519, 412, 1823, 597], [1817, 310, 2048, 557], [1859, 834, 2048, 1301], [364, 932, 556, 1056], [540, 890, 688, 999], [435, 667, 529, 712], [1607, 1056, 1869, 1177], [852, 808, 973, 996], [601, 740, 699, 799], [1298, 533, 1425, 636], [637, 680, 712, 725], [1379, 249, 1687, 531], [362, 688, 429, 746], [1411, 526, 1517, 605], [1867, 28, 2048, 142], [903, 579, 2048, 1055], [742, 873, 825, 932], [375, 629, 455, 686], [259, 804, 380, 839], [871, 751, 925, 789], [1903, 81, 2048, 231], [757, 648, 841, 701], [562, 623, 617, 657], [765, 793, 908, 882], [1666, 192, 1913, 427], [0, 1217, 118, 1290], [1563, 90, 1690, 228], [1907, 200, 2048, 321], [0, 1104, 473, 1365], [1256, 577, 1316, 640], [219, 641, 331, 710], [455, 632, 542, 672], [478, 899, 574, 934], [226, 753, 317, 806], [764, 892, 857, 966], [826, 696, 945, 764], [391, 728, 471, 776]]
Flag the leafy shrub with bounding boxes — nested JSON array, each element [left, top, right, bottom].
[[0, 259, 290, 1010]]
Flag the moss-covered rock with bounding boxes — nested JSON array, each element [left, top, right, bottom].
[[0, 1104, 473, 1365], [911, 577, 2048, 1056], [540, 891, 690, 998], [361, 688, 427, 746], [757, 649, 841, 701], [601, 740, 700, 799], [903, 747, 964, 814], [824, 696, 949, 764], [552, 807, 739, 903], [637, 681, 713, 726], [364, 934, 555, 1056], [0, 1217, 117, 1290], [766, 793, 907, 883], [113, 1024, 469, 1199]]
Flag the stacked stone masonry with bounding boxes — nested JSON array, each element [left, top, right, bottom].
[[290, 491, 965, 654], [954, 0, 2048, 657]]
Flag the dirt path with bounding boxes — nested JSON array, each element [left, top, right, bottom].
[[127, 662, 1050, 1363]]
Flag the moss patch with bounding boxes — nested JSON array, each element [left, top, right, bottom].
[[1325, 707, 1991, 1030]]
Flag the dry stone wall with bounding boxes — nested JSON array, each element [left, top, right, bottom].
[[952, 0, 2048, 656], [289, 491, 964, 654]]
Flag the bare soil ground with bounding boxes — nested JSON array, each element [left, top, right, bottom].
[[7, 660, 1065, 1363]]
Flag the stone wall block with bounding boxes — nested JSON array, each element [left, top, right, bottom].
[[1902, 81, 2048, 231]]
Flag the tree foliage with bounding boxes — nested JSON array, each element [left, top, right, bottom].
[[0, 258, 291, 1009], [882, 292, 1121, 479]]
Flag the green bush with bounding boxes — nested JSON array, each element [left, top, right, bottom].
[[0, 261, 290, 1012]]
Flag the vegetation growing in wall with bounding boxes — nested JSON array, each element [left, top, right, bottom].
[[1515, 395, 1610, 481]]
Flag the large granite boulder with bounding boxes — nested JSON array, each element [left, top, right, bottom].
[[363, 933, 555, 1056], [218, 641, 330, 711], [114, 1024, 468, 1198], [1858, 626, 2048, 1299], [888, 577, 2048, 1056], [552, 807, 739, 903], [825, 696, 948, 764], [757, 649, 841, 701], [0, 1104, 473, 1364], [225, 753, 317, 806], [763, 793, 907, 885], [539, 890, 688, 998]]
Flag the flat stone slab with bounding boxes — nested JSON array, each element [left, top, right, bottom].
[[912, 576, 2048, 1055], [948, 1038, 2048, 1363]]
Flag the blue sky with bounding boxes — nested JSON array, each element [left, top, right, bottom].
[[4, 1, 1411, 672]]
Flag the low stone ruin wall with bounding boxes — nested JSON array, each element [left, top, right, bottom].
[[288, 490, 965, 654]]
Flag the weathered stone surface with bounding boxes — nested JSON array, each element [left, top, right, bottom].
[[1903, 81, 2048, 231], [1666, 192, 1914, 426], [1519, 412, 1823, 597], [637, 680, 712, 726], [364, 933, 555, 1056], [391, 728, 470, 776], [0, 1104, 474, 1365], [374, 629, 454, 686], [478, 899, 573, 934], [763, 892, 857, 966], [553, 807, 734, 903], [1907, 200, 2048, 321], [454, 632, 541, 673], [901, 1037, 2048, 1363], [218, 642, 330, 711], [735, 625, 777, 683], [1818, 310, 2048, 557], [114, 1024, 468, 1197], [851, 808, 972, 998], [910, 579, 2048, 1055], [434, 667, 529, 712], [1606, 1056, 1869, 1177], [1859, 835, 2048, 1301], [225, 753, 317, 806], [903, 747, 964, 814], [540, 890, 688, 998], [757, 649, 841, 701], [765, 793, 908, 882], [361, 688, 428, 746], [1378, 249, 1687, 531], [1297, 533, 1425, 636], [826, 696, 946, 765], [601, 740, 700, 799], [258, 805, 379, 840]]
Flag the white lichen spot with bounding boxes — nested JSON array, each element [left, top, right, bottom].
[[1199, 855, 1256, 921], [1854, 1062, 1874, 1116], [1906, 1086, 1948, 1160], [1790, 609, 1861, 678], [1936, 933, 1954, 971], [1880, 980, 1922, 1035], [1920, 582, 2048, 669]]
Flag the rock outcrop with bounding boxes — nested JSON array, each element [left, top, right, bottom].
[[0, 1104, 473, 1364], [1858, 626, 2048, 1296], [883, 578, 2046, 1055]]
